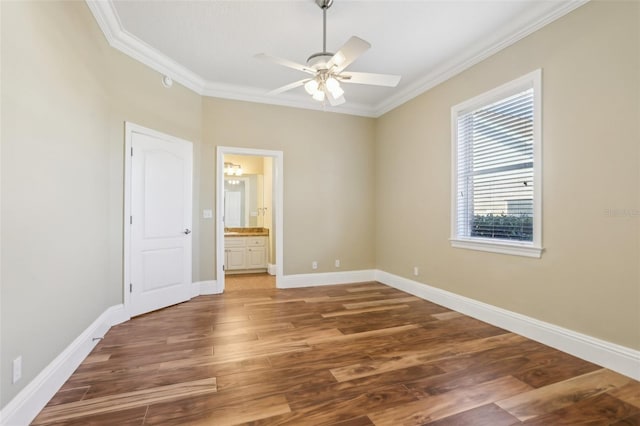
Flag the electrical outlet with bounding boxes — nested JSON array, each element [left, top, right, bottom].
[[413, 266, 419, 276], [335, 259, 340, 268], [12, 356, 22, 384], [312, 261, 318, 270]]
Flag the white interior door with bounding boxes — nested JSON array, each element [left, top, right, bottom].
[[128, 127, 193, 317]]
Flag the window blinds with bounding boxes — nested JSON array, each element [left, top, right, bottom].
[[456, 87, 534, 241]]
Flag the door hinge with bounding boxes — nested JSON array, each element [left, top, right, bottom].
[[222, 265, 225, 271], [130, 147, 133, 156], [130, 216, 132, 225], [129, 283, 133, 293]]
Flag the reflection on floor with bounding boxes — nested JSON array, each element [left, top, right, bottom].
[[224, 272, 275, 291]]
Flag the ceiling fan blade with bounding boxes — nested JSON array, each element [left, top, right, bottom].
[[338, 71, 401, 87], [326, 88, 346, 106], [268, 79, 309, 95], [255, 53, 316, 75], [327, 36, 371, 73]]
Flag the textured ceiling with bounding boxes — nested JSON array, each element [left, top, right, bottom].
[[87, 0, 586, 117]]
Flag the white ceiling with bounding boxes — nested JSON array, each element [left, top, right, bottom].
[[87, 0, 586, 117]]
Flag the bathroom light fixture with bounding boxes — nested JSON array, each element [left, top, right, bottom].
[[224, 162, 243, 176]]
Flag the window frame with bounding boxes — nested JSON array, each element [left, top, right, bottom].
[[450, 69, 543, 258]]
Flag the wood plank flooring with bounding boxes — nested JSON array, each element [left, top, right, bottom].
[[32, 282, 640, 425], [225, 273, 276, 291]]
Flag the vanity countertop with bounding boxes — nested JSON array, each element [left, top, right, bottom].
[[224, 227, 269, 237]]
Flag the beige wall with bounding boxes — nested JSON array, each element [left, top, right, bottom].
[[0, 1, 202, 406], [1, 0, 638, 414], [375, 0, 640, 350], [200, 98, 376, 279]]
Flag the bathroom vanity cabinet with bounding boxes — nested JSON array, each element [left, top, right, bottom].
[[224, 235, 267, 272]]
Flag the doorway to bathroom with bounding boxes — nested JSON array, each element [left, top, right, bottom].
[[216, 147, 283, 293]]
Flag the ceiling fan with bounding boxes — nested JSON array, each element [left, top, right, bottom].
[[255, 0, 401, 106]]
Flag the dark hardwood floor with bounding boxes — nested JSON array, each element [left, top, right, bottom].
[[32, 282, 640, 425]]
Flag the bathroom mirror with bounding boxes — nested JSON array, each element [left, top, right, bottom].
[[224, 174, 264, 227]]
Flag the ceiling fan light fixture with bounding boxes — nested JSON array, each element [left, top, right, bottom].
[[312, 89, 325, 102], [256, 0, 400, 106], [325, 76, 340, 92], [304, 79, 319, 95], [330, 85, 344, 99]]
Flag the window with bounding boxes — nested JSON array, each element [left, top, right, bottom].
[[451, 70, 542, 258]]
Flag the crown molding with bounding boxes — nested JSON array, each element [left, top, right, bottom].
[[86, 0, 207, 94], [85, 0, 376, 117], [373, 0, 589, 116], [201, 81, 377, 118], [86, 0, 588, 119]]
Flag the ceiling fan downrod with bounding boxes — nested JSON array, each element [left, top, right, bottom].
[[307, 0, 335, 67], [317, 0, 333, 54]]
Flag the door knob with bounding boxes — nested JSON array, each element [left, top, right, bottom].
[[184, 229, 192, 235]]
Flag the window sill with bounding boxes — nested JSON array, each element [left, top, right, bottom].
[[450, 238, 543, 258]]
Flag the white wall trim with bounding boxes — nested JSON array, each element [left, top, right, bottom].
[[279, 270, 376, 289], [450, 238, 543, 258], [4, 268, 637, 426], [0, 305, 130, 426], [201, 83, 376, 118], [194, 280, 219, 296], [267, 264, 277, 276], [449, 69, 543, 259], [373, 1, 588, 116], [216, 147, 284, 294], [86, 0, 588, 118], [1, 275, 221, 426], [85, 0, 206, 95], [84, 0, 375, 117], [375, 270, 640, 381]]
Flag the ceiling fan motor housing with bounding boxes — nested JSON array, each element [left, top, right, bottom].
[[306, 52, 334, 71], [315, 0, 334, 10]]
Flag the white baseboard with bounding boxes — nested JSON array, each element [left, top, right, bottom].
[[279, 269, 376, 288], [1, 277, 220, 426], [5, 271, 636, 426], [375, 270, 640, 381], [108, 305, 130, 326], [0, 305, 129, 426], [267, 264, 277, 275], [195, 280, 218, 295]]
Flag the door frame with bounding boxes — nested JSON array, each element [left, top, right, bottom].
[[216, 146, 284, 293], [123, 122, 194, 314]]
